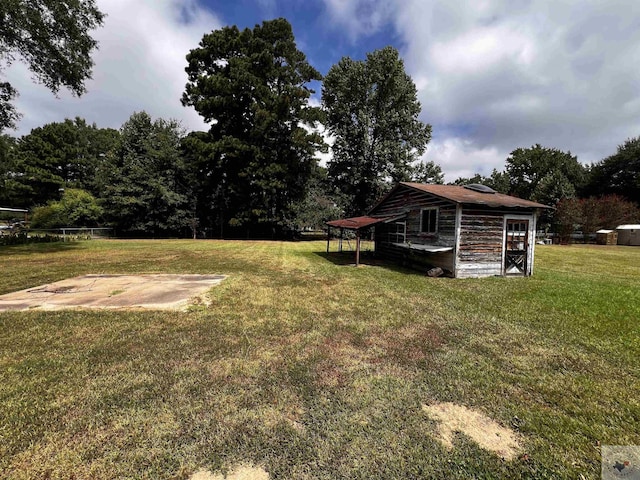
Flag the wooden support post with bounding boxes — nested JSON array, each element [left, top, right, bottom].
[[339, 228, 343, 252], [326, 225, 330, 253], [355, 230, 361, 266]]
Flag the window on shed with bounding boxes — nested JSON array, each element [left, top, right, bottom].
[[421, 208, 438, 234], [506, 220, 528, 251], [389, 221, 406, 243], [507, 221, 527, 236]]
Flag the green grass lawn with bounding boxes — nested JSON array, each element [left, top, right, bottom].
[[1, 240, 639, 479]]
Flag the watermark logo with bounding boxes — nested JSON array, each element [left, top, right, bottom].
[[602, 446, 640, 479]]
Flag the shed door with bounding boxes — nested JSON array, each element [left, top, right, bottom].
[[505, 219, 529, 275]]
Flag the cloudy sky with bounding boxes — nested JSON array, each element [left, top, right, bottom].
[[4, 0, 640, 181]]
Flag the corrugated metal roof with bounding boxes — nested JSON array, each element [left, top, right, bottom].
[[399, 182, 552, 209], [326, 215, 402, 230], [616, 224, 640, 230]]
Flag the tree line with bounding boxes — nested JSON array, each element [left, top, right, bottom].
[[452, 142, 640, 237], [1, 16, 638, 238]]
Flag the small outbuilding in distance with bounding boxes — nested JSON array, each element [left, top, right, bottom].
[[327, 182, 551, 278], [596, 229, 618, 245], [616, 225, 640, 246]]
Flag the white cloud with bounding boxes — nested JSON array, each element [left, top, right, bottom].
[[5, 0, 220, 136], [7, 0, 640, 185], [430, 25, 536, 75], [306, 98, 334, 167], [424, 137, 507, 183], [323, 0, 395, 41], [322, 0, 640, 179]]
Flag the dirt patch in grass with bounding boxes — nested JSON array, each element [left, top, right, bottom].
[[422, 402, 522, 460], [312, 324, 443, 389], [369, 324, 443, 366], [190, 465, 269, 480], [0, 274, 226, 311]]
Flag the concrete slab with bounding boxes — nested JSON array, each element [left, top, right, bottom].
[[0, 274, 226, 311]]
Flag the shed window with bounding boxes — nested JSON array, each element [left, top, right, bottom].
[[389, 221, 406, 244], [421, 208, 438, 234]]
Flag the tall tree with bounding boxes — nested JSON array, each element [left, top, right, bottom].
[[82, 124, 121, 194], [0, 0, 104, 130], [179, 131, 218, 238], [0, 134, 20, 205], [9, 118, 118, 207], [485, 169, 511, 194], [100, 112, 191, 237], [182, 18, 325, 238], [290, 164, 342, 231], [410, 160, 444, 184], [322, 46, 431, 216], [587, 137, 640, 204], [451, 173, 488, 186], [0, 83, 19, 131], [505, 144, 586, 205]]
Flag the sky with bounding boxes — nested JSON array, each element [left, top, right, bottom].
[[4, 0, 640, 182]]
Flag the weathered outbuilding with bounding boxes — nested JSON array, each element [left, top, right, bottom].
[[596, 229, 618, 245], [616, 225, 640, 246], [328, 182, 551, 278]]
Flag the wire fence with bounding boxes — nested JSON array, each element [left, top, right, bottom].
[[32, 228, 114, 239], [0, 227, 114, 246]]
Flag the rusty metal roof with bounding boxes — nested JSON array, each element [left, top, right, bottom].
[[326, 215, 402, 230], [399, 183, 552, 209]]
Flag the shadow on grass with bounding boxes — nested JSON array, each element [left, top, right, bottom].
[[314, 250, 382, 266], [0, 241, 83, 256], [315, 250, 458, 282], [315, 250, 437, 277]]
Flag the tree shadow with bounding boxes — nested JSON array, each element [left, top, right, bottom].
[[0, 241, 83, 256]]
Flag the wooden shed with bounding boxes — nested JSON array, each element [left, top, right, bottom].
[[596, 229, 618, 245], [328, 182, 551, 278], [616, 225, 640, 246]]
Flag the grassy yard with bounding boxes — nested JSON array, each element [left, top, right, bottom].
[[1, 240, 639, 479]]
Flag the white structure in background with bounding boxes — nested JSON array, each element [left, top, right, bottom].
[[616, 225, 640, 246]]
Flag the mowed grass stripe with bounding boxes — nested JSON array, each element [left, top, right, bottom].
[[1, 241, 638, 479]]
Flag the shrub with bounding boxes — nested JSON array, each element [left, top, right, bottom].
[[30, 189, 103, 228]]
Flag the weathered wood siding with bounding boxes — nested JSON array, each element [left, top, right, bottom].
[[371, 185, 457, 247], [455, 209, 537, 278], [456, 209, 504, 278], [371, 185, 456, 273]]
